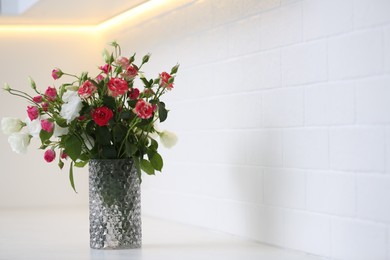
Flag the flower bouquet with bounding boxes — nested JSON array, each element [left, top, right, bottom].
[[1, 41, 178, 192]]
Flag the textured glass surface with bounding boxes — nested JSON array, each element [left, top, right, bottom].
[[89, 159, 141, 249]]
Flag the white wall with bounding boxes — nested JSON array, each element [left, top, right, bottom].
[[106, 0, 390, 259], [0, 31, 103, 208], [1, 0, 390, 259]]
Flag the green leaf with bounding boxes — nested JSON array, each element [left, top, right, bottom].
[[140, 159, 155, 175], [140, 77, 150, 88], [102, 145, 117, 159], [103, 96, 116, 110], [58, 159, 64, 169], [74, 160, 88, 167], [157, 102, 168, 123], [150, 138, 159, 150], [39, 130, 53, 144], [96, 126, 111, 145], [113, 124, 126, 143], [64, 134, 82, 161], [69, 162, 77, 193], [120, 110, 132, 120], [150, 152, 163, 171], [125, 141, 138, 157]]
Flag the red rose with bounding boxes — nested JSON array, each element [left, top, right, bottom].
[[128, 88, 140, 100], [108, 78, 128, 97], [78, 80, 97, 99], [133, 99, 154, 119], [160, 72, 174, 90], [92, 106, 113, 126], [27, 106, 39, 120], [45, 86, 57, 101]]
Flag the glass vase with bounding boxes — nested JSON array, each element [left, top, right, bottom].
[[89, 159, 142, 249]]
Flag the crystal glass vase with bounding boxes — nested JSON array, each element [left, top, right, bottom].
[[89, 159, 142, 249]]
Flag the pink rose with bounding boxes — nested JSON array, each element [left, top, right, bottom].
[[41, 119, 54, 133], [45, 86, 57, 101], [44, 149, 56, 163], [128, 88, 140, 100], [52, 68, 63, 80], [78, 80, 97, 99], [116, 57, 129, 69], [99, 64, 112, 74], [133, 99, 154, 119], [96, 74, 104, 82], [27, 106, 39, 120], [42, 102, 49, 112], [160, 72, 174, 90], [33, 95, 43, 103], [108, 78, 128, 97], [122, 65, 138, 79]]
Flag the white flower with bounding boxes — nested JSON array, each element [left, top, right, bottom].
[[159, 130, 178, 148], [60, 91, 83, 123], [82, 133, 95, 150], [1, 117, 24, 135], [24, 118, 41, 138], [8, 133, 31, 154], [53, 123, 69, 137]]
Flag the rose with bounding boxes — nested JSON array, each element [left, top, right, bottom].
[[60, 91, 83, 124], [27, 106, 39, 121], [116, 57, 129, 69], [8, 133, 31, 154], [96, 74, 104, 82], [41, 119, 54, 133], [160, 72, 174, 90], [41, 102, 49, 112], [1, 117, 24, 135], [60, 151, 68, 159], [159, 130, 178, 148], [122, 65, 138, 80], [128, 88, 140, 100], [99, 64, 112, 74], [44, 149, 56, 162], [45, 86, 57, 101], [134, 99, 154, 119], [52, 68, 63, 80], [33, 95, 43, 103], [78, 80, 97, 99], [108, 78, 128, 97], [92, 106, 113, 126], [25, 118, 41, 138]]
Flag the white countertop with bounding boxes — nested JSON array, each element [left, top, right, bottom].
[[0, 208, 326, 260]]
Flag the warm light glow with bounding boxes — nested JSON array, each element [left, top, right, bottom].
[[0, 25, 93, 33], [0, 0, 174, 33]]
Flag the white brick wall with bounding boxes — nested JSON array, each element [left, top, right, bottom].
[[106, 0, 390, 259]]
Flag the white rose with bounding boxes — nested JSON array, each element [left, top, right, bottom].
[[8, 133, 31, 154], [53, 123, 69, 137], [159, 130, 178, 148], [25, 118, 41, 138], [60, 91, 83, 123], [1, 117, 24, 135]]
